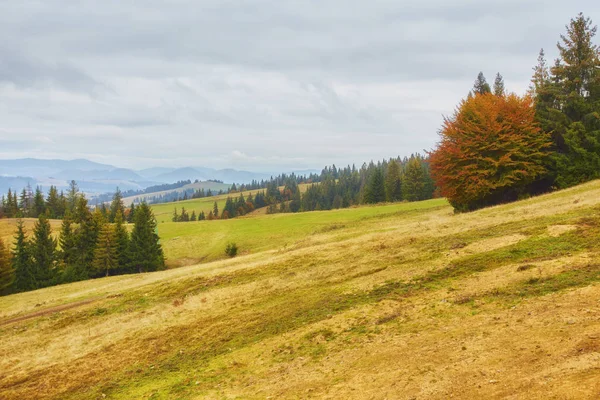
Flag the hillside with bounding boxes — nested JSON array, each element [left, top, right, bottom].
[[149, 183, 312, 224], [1, 181, 600, 399]]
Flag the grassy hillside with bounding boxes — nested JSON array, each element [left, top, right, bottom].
[[2, 181, 600, 399]]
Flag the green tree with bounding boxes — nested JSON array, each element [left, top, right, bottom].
[[551, 13, 600, 187], [113, 212, 130, 274], [363, 168, 386, 204], [213, 201, 219, 218], [128, 203, 165, 273], [93, 223, 117, 277], [30, 215, 57, 288], [403, 157, 426, 202], [473, 72, 492, 95], [59, 215, 77, 268], [385, 160, 403, 202], [12, 220, 34, 292], [493, 73, 505, 96], [33, 186, 46, 217], [109, 188, 125, 223], [46, 186, 61, 218]]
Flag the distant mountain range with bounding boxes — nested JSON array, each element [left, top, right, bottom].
[[0, 158, 318, 196]]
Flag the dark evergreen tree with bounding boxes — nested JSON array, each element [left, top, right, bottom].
[[473, 72, 492, 95], [113, 212, 130, 274], [93, 223, 117, 277], [128, 203, 164, 273], [385, 160, 403, 201], [363, 168, 386, 204], [493, 73, 505, 96], [12, 220, 33, 292], [403, 157, 426, 201], [109, 188, 125, 223], [30, 215, 57, 288]]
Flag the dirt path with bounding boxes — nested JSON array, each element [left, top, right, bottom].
[[0, 298, 100, 327]]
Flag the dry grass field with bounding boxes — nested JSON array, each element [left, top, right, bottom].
[[1, 180, 600, 399]]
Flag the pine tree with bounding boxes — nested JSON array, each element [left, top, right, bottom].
[[72, 197, 99, 279], [403, 157, 426, 202], [33, 186, 46, 217], [552, 13, 600, 187], [530, 49, 550, 96], [30, 215, 57, 288], [556, 13, 599, 97], [190, 210, 197, 221], [473, 72, 492, 95], [93, 223, 117, 277], [128, 203, 164, 273], [172, 208, 179, 222], [113, 212, 130, 274], [363, 168, 385, 204], [385, 160, 403, 202], [12, 220, 34, 292], [46, 186, 60, 218], [127, 202, 136, 223], [59, 215, 77, 268], [493, 73, 505, 96], [213, 201, 219, 218], [0, 237, 14, 293], [67, 180, 80, 215]]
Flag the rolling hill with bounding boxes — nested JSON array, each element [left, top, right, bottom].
[[1, 180, 600, 399]]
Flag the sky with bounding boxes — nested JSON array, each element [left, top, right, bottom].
[[0, 1, 599, 172]]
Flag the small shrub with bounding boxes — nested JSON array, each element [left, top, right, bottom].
[[225, 242, 238, 258]]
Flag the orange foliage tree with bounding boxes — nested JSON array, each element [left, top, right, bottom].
[[429, 93, 552, 212]]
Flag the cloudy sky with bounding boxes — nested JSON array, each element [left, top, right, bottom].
[[0, 1, 598, 172]]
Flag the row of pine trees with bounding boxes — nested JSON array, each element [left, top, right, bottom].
[[171, 154, 435, 222], [0, 186, 164, 295]]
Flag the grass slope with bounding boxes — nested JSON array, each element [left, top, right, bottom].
[[2, 181, 600, 399]]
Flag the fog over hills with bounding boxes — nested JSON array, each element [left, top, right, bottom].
[[0, 158, 317, 195]]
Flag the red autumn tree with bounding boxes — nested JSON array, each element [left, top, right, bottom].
[[429, 93, 552, 212]]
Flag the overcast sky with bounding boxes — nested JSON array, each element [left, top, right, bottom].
[[0, 1, 598, 172]]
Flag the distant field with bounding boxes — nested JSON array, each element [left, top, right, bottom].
[[150, 183, 311, 224], [0, 218, 62, 245], [121, 180, 232, 206], [2, 180, 600, 399]]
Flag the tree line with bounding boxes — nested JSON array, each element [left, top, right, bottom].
[[430, 13, 600, 212], [171, 154, 435, 222], [0, 186, 164, 295]]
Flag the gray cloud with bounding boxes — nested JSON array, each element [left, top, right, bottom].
[[0, 0, 599, 171]]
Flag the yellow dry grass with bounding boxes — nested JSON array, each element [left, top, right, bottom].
[[1, 180, 600, 399]]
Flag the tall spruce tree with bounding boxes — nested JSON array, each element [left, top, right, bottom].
[[363, 168, 386, 204], [93, 223, 117, 277], [30, 215, 57, 288], [493, 73, 505, 96], [59, 215, 77, 268], [385, 160, 403, 202], [473, 72, 492, 95], [548, 13, 600, 187], [128, 203, 164, 273], [113, 212, 130, 274], [109, 188, 125, 223], [12, 220, 34, 292], [403, 157, 426, 201]]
